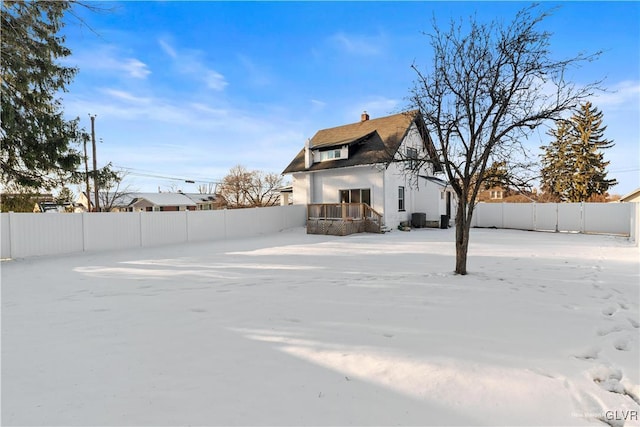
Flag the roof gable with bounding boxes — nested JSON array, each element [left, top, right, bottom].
[[283, 110, 441, 174], [620, 188, 640, 202], [310, 111, 415, 149]]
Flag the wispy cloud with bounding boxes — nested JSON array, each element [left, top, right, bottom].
[[69, 45, 151, 79], [203, 70, 228, 91], [64, 85, 305, 184], [310, 99, 327, 110], [122, 58, 151, 79], [330, 31, 386, 56], [593, 80, 640, 109], [157, 38, 228, 91], [101, 88, 152, 105], [158, 39, 177, 59]]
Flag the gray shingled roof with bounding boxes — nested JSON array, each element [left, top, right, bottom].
[[130, 193, 197, 207], [282, 110, 441, 174], [181, 193, 219, 204]]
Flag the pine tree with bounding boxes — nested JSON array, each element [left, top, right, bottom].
[[54, 187, 75, 204], [483, 161, 510, 190], [568, 102, 617, 201], [1, 1, 82, 190], [540, 120, 573, 202], [540, 102, 616, 202]]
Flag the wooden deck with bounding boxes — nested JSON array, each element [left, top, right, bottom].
[[306, 203, 383, 235]]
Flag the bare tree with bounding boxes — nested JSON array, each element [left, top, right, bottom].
[[409, 5, 601, 274], [95, 169, 137, 212], [245, 171, 282, 207], [197, 182, 218, 194], [219, 165, 252, 208], [219, 165, 282, 208]]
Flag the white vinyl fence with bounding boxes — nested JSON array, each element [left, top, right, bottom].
[[472, 202, 638, 242], [0, 205, 306, 259]]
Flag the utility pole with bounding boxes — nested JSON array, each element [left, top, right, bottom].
[[82, 132, 91, 212], [89, 114, 100, 212]]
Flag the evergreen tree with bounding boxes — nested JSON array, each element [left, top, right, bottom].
[[54, 187, 75, 204], [1, 1, 82, 189], [540, 102, 616, 202], [0, 184, 40, 212], [540, 120, 573, 202], [568, 102, 616, 201], [483, 161, 510, 190]]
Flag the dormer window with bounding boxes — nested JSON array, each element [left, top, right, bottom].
[[320, 149, 342, 161]]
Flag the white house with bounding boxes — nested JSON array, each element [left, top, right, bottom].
[[77, 192, 223, 212], [282, 110, 456, 231]]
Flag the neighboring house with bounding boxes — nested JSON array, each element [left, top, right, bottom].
[[282, 110, 456, 231], [181, 193, 227, 210], [477, 186, 506, 202], [78, 192, 137, 212], [277, 186, 293, 206], [476, 186, 538, 203], [77, 192, 224, 212], [129, 193, 197, 212], [620, 188, 640, 203]]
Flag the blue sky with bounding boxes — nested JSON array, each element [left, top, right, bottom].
[[61, 1, 640, 195]]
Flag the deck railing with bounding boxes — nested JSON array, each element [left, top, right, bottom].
[[307, 203, 383, 233]]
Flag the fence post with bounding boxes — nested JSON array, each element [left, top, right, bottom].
[[633, 203, 637, 244], [530, 203, 535, 231], [223, 209, 227, 240], [185, 210, 190, 242], [8, 211, 14, 259], [81, 212, 88, 252], [139, 211, 144, 247]]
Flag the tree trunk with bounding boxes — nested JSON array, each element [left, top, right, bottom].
[[454, 198, 471, 275]]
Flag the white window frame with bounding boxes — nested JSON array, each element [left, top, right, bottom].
[[398, 186, 405, 211], [406, 147, 418, 170], [340, 188, 371, 206], [319, 149, 342, 162]]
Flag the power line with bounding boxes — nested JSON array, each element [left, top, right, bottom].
[[609, 168, 640, 173], [112, 165, 222, 184]]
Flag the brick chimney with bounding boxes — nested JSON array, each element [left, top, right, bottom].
[[361, 111, 369, 122]]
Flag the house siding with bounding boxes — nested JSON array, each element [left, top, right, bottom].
[[383, 162, 409, 227], [292, 173, 310, 205], [294, 166, 384, 211], [382, 123, 443, 228]]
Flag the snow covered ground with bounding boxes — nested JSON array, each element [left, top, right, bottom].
[[2, 227, 639, 426]]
